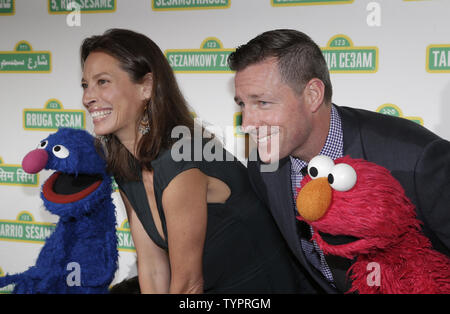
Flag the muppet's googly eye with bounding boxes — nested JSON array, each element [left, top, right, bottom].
[[308, 155, 335, 179], [52, 145, 70, 159], [37, 140, 48, 149], [328, 163, 357, 192]]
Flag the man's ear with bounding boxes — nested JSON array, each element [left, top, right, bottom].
[[140, 72, 153, 101], [304, 78, 325, 113]]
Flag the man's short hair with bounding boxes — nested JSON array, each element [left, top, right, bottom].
[[228, 29, 332, 103]]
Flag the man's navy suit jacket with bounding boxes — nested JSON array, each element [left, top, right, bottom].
[[247, 105, 450, 293]]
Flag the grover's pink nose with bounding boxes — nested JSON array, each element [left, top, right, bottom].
[[22, 149, 48, 174]]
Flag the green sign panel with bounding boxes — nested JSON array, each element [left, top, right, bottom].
[[165, 38, 234, 73], [117, 220, 135, 252], [0, 0, 14, 14], [117, 230, 135, 251], [427, 45, 450, 73], [23, 99, 86, 131], [0, 212, 55, 244], [152, 0, 230, 10], [321, 35, 378, 73], [272, 0, 353, 6], [0, 213, 135, 252], [48, 0, 116, 13], [0, 41, 51, 73]]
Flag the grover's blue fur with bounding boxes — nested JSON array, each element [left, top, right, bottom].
[[0, 128, 118, 293]]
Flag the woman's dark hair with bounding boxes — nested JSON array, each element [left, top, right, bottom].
[[81, 28, 195, 180], [228, 29, 332, 103]]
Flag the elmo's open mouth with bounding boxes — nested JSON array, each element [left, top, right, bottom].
[[43, 172, 103, 204], [318, 231, 360, 246], [312, 229, 368, 260]]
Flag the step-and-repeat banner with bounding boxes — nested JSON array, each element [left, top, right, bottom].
[[1, 0, 449, 293]]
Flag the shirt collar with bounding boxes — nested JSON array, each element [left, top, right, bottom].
[[290, 104, 343, 173]]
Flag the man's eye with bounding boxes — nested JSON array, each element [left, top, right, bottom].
[[81, 83, 87, 89], [238, 101, 245, 107], [98, 79, 108, 85]]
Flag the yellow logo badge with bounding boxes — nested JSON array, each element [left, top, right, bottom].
[[321, 35, 378, 73], [0, 41, 51, 73], [23, 99, 86, 131], [117, 220, 135, 252], [165, 37, 234, 73]]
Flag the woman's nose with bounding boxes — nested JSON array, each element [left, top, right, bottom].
[[82, 87, 97, 109]]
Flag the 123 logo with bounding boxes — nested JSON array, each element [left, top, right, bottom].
[[23, 99, 86, 131], [0, 41, 51, 73], [0, 211, 55, 244], [321, 35, 378, 73]]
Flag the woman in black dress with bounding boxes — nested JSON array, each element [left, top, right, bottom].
[[80, 28, 308, 293]]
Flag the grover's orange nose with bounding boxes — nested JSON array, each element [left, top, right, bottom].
[[296, 177, 332, 222]]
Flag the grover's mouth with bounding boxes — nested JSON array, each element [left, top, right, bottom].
[[43, 172, 103, 204]]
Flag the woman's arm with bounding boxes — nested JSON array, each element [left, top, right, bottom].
[[120, 190, 171, 294], [162, 168, 208, 294]]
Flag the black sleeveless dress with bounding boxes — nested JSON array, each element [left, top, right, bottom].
[[117, 139, 305, 293]]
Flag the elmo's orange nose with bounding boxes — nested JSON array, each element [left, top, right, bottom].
[[296, 177, 332, 222]]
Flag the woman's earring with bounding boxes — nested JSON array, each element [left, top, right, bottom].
[[139, 101, 151, 135]]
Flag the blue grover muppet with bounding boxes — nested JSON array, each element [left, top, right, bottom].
[[0, 128, 118, 293]]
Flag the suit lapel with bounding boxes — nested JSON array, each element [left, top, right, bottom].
[[260, 157, 338, 293], [260, 157, 308, 266]]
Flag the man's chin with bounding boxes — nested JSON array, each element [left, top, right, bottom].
[[257, 150, 281, 173]]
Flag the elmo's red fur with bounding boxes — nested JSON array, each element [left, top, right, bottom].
[[297, 156, 450, 294]]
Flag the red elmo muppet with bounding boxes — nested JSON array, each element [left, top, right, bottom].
[[296, 155, 450, 294]]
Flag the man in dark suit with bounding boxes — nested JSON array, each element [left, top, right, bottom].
[[228, 29, 450, 293]]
